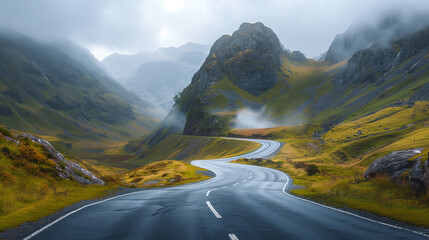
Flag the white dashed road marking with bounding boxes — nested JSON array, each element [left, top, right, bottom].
[[229, 233, 239, 240], [206, 201, 222, 218]]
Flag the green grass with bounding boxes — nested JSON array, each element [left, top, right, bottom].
[[125, 135, 261, 166], [230, 101, 429, 227], [293, 175, 429, 228], [0, 182, 114, 231], [0, 135, 117, 231]]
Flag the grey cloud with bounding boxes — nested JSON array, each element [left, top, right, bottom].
[[1, 0, 429, 60]]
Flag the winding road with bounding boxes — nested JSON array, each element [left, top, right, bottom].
[[25, 139, 428, 240]]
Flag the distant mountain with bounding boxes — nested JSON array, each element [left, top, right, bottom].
[[145, 21, 429, 145], [0, 30, 160, 142], [123, 61, 197, 112], [102, 42, 209, 80], [101, 43, 209, 114], [325, 12, 429, 63]]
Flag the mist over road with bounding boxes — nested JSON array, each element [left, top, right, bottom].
[[26, 139, 428, 240]]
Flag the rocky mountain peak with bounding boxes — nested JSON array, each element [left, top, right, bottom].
[[210, 22, 283, 62], [202, 22, 284, 96]]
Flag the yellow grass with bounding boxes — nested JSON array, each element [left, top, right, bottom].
[[232, 101, 429, 227], [119, 160, 210, 187]]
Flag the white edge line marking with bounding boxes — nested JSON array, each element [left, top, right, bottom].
[[206, 201, 222, 218], [280, 171, 429, 238], [24, 189, 149, 240], [24, 137, 267, 239], [206, 190, 211, 196], [226, 139, 429, 238], [229, 233, 239, 240]]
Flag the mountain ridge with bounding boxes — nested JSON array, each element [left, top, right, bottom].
[[145, 20, 429, 146], [0, 30, 159, 144]]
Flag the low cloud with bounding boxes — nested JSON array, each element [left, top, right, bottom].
[[234, 108, 276, 129]]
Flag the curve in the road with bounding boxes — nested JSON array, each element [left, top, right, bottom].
[[24, 138, 428, 240]]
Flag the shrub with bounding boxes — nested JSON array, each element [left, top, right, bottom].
[[73, 169, 90, 180], [0, 169, 15, 184], [307, 164, 320, 176], [294, 161, 308, 169], [0, 127, 12, 138], [1, 147, 10, 156], [131, 177, 143, 183], [58, 161, 66, 169], [172, 175, 183, 183], [18, 145, 49, 164]]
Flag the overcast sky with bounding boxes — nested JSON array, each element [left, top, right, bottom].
[[1, 0, 428, 60]]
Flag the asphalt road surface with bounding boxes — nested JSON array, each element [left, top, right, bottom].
[[25, 139, 428, 240]]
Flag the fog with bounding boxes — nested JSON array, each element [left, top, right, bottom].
[[1, 0, 429, 60], [234, 108, 277, 129]]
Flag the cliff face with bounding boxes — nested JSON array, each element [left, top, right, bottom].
[[146, 21, 429, 146], [208, 22, 283, 96], [342, 26, 429, 86], [325, 12, 429, 64], [311, 26, 429, 122], [147, 22, 286, 140]]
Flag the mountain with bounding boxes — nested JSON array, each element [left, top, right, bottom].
[[0, 30, 160, 144], [146, 21, 429, 145], [325, 12, 429, 63], [101, 43, 209, 113], [123, 60, 197, 113], [146, 22, 294, 144], [101, 42, 209, 80]]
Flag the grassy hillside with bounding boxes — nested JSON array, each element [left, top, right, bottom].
[[119, 160, 210, 187], [231, 101, 429, 227], [0, 129, 118, 231], [150, 25, 429, 147], [0, 124, 262, 232], [121, 135, 261, 167], [0, 31, 160, 163]]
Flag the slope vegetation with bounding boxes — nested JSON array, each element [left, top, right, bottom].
[[231, 101, 429, 227], [120, 134, 260, 167], [0, 31, 159, 153], [148, 21, 429, 146], [0, 128, 116, 231]]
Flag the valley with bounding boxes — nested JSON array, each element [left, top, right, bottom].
[[1, 2, 429, 239]]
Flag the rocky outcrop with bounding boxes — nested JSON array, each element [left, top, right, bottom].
[[364, 149, 422, 178], [147, 22, 286, 141], [325, 12, 429, 63], [311, 25, 429, 124], [290, 51, 307, 63], [205, 22, 283, 96], [364, 149, 429, 194], [341, 26, 429, 86], [408, 158, 425, 194], [423, 159, 429, 190], [16, 134, 104, 185]]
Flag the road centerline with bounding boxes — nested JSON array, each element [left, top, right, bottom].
[[206, 201, 222, 218], [229, 233, 239, 240]]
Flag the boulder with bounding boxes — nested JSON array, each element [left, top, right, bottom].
[[364, 149, 422, 179], [423, 158, 429, 191], [408, 158, 425, 194]]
